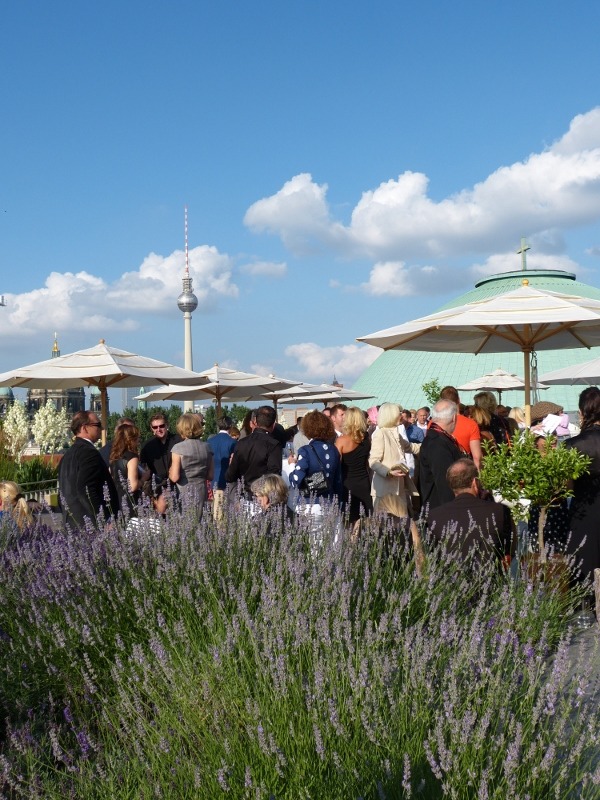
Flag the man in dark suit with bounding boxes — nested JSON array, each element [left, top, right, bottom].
[[225, 405, 282, 498], [419, 399, 462, 512], [58, 410, 119, 529], [426, 458, 515, 565]]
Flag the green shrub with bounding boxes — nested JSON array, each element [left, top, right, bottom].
[[16, 457, 59, 488], [0, 454, 18, 482]]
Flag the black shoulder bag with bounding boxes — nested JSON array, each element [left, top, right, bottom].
[[300, 444, 330, 497]]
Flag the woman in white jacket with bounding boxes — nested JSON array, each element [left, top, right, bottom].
[[369, 403, 424, 571], [369, 403, 421, 520]]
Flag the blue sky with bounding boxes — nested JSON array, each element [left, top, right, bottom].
[[2, 1, 600, 404]]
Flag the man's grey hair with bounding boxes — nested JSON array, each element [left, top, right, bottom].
[[431, 399, 458, 423]]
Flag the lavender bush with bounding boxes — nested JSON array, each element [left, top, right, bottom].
[[0, 498, 598, 799]]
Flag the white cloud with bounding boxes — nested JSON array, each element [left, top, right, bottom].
[[244, 173, 347, 255], [244, 108, 600, 263], [550, 107, 600, 155], [360, 262, 444, 297], [342, 236, 582, 298], [108, 245, 238, 313], [0, 245, 239, 342], [240, 260, 287, 277], [284, 342, 379, 383], [0, 271, 138, 339]]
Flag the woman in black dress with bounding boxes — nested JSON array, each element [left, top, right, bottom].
[[473, 391, 511, 446], [110, 424, 143, 518], [335, 406, 373, 529], [565, 387, 600, 592]]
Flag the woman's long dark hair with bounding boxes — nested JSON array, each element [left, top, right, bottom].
[[110, 425, 140, 462], [578, 386, 600, 431]]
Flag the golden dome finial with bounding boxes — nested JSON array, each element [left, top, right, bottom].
[[52, 332, 60, 358]]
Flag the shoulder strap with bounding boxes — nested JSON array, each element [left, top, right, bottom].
[[309, 442, 327, 471]]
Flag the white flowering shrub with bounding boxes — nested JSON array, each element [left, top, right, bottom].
[[31, 400, 69, 454], [2, 400, 30, 462]]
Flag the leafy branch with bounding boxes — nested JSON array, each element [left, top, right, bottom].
[[421, 379, 442, 407], [479, 430, 591, 559]]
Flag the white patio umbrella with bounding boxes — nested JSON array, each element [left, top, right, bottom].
[[134, 364, 300, 415], [277, 383, 375, 405], [539, 357, 600, 386], [458, 368, 548, 402], [357, 283, 600, 425], [0, 340, 205, 442]]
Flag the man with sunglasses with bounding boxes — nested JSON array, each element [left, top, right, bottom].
[[58, 410, 119, 529], [140, 413, 181, 485]]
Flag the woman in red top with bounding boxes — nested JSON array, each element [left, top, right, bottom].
[[439, 386, 481, 468]]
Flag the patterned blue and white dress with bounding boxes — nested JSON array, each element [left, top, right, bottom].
[[289, 438, 341, 501], [289, 438, 342, 546]]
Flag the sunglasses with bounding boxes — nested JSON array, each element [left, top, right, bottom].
[[86, 422, 103, 429], [151, 424, 167, 430]]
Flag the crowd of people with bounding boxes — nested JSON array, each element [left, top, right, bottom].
[[3, 384, 598, 611]]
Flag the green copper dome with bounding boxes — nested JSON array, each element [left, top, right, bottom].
[[351, 269, 600, 413]]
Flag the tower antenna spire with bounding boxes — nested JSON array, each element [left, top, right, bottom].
[[184, 204, 190, 277], [177, 205, 198, 412]]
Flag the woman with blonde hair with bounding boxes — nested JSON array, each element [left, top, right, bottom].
[[470, 405, 496, 451], [369, 403, 420, 521], [251, 474, 292, 534], [0, 481, 32, 530], [508, 406, 527, 430], [369, 403, 424, 570], [474, 391, 510, 445], [335, 406, 373, 526], [251, 474, 289, 510], [169, 413, 214, 511]]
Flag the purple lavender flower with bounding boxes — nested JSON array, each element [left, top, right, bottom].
[[313, 724, 325, 761], [402, 753, 412, 797]]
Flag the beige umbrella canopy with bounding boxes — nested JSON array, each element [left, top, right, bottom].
[[0, 340, 205, 442], [276, 383, 375, 405], [358, 283, 600, 424], [134, 364, 300, 415], [458, 368, 548, 402], [539, 356, 600, 386]]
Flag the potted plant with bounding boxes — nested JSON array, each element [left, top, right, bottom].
[[479, 431, 590, 587]]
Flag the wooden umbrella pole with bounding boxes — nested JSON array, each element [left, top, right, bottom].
[[100, 385, 108, 446], [523, 349, 532, 427]]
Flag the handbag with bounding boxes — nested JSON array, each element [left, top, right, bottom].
[[300, 444, 330, 497], [389, 462, 410, 475]]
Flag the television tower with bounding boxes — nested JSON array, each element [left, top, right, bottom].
[[177, 206, 198, 412]]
